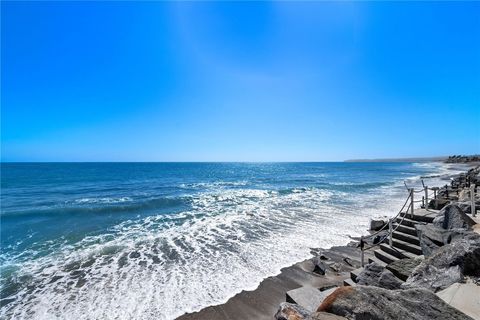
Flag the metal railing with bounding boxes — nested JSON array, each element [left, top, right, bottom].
[[360, 181, 478, 266], [360, 191, 413, 266]]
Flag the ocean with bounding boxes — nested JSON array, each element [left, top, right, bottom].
[[0, 162, 464, 319]]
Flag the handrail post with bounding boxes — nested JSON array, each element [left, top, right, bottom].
[[388, 219, 393, 246], [424, 186, 429, 210], [472, 184, 476, 217], [410, 188, 414, 217], [360, 236, 365, 267], [434, 188, 437, 200]]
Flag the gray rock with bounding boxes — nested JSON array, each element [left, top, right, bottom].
[[313, 257, 327, 275], [415, 224, 445, 257], [432, 214, 445, 228], [319, 254, 329, 260], [342, 257, 354, 267], [275, 302, 310, 320], [445, 229, 476, 244], [403, 232, 480, 292], [403, 264, 463, 292], [416, 224, 447, 256], [416, 223, 476, 257], [458, 233, 480, 276], [428, 198, 449, 210], [356, 263, 402, 290], [439, 204, 475, 230], [306, 312, 347, 320], [456, 201, 480, 214], [328, 263, 342, 273], [386, 258, 422, 281], [317, 285, 473, 320], [286, 287, 338, 313], [418, 234, 442, 257], [377, 270, 403, 290], [416, 224, 446, 243], [369, 218, 387, 231]]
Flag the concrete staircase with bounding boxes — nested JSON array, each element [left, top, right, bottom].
[[368, 211, 432, 265], [348, 209, 436, 285]]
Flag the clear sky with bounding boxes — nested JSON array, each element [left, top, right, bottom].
[[2, 1, 479, 162]]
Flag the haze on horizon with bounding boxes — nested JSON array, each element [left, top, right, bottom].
[[2, 1, 479, 162]]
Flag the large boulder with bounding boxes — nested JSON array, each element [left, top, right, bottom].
[[369, 217, 387, 231], [356, 262, 402, 290], [312, 256, 328, 275], [415, 224, 471, 257], [317, 285, 472, 320], [386, 258, 422, 281], [428, 198, 449, 210], [404, 264, 463, 292], [416, 224, 445, 256], [403, 232, 480, 292], [417, 224, 472, 245], [275, 302, 310, 320], [438, 204, 475, 230], [417, 203, 477, 257], [432, 214, 445, 228]]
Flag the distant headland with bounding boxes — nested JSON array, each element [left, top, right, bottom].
[[345, 155, 479, 163]]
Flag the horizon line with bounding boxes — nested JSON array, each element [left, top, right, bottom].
[[0, 157, 453, 164]]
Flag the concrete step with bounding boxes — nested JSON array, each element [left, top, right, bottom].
[[436, 281, 480, 320], [392, 230, 420, 246], [286, 286, 338, 312], [380, 243, 419, 260], [396, 217, 419, 228], [368, 256, 387, 268], [401, 211, 435, 223], [392, 238, 423, 255], [374, 249, 399, 264], [393, 224, 418, 236], [350, 267, 363, 282], [343, 278, 357, 287]]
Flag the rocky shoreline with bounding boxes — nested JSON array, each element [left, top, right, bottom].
[[177, 163, 480, 320], [445, 155, 480, 163]]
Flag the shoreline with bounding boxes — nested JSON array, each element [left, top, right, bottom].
[[177, 162, 474, 320], [177, 245, 373, 320]]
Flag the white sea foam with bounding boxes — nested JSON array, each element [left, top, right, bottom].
[[179, 181, 248, 189], [72, 197, 133, 204], [407, 162, 468, 189], [0, 163, 460, 320]]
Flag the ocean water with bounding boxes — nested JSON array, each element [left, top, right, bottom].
[[0, 162, 464, 319]]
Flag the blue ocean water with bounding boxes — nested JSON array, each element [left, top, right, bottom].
[[0, 162, 462, 319]]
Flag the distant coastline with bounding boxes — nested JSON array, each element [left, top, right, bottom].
[[345, 155, 480, 163], [344, 156, 448, 163]]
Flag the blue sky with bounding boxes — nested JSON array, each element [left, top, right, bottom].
[[2, 1, 479, 161]]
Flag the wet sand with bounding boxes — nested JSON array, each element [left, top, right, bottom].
[[177, 245, 374, 320]]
